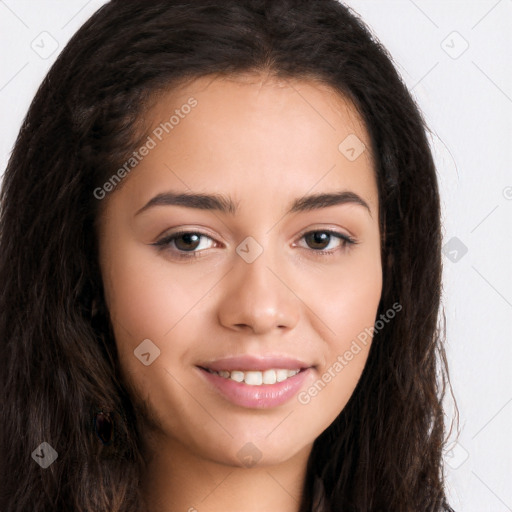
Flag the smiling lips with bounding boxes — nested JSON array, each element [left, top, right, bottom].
[[197, 355, 314, 408]]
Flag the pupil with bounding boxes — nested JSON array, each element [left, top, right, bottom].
[[307, 232, 329, 249], [176, 233, 200, 251]]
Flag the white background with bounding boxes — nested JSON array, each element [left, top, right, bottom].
[[1, 1, 511, 510]]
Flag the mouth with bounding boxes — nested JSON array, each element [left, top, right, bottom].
[[199, 367, 307, 386], [195, 355, 315, 409]]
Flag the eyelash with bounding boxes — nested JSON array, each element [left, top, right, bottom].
[[151, 229, 358, 260]]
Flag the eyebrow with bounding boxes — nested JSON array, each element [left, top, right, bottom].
[[135, 190, 372, 218]]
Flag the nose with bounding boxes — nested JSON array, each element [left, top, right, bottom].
[[216, 248, 300, 335]]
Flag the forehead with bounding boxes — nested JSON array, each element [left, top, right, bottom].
[[148, 72, 370, 147], [102, 72, 378, 221]]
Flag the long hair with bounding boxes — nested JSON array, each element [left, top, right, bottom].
[[0, 1, 457, 510]]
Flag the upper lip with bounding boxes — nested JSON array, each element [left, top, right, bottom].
[[198, 355, 314, 372]]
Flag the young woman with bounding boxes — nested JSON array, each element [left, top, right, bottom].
[[0, 1, 457, 511]]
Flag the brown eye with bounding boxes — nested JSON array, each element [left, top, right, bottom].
[[151, 230, 218, 259], [173, 233, 202, 251], [298, 230, 357, 255], [304, 231, 332, 250]]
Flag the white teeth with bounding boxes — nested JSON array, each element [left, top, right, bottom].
[[244, 371, 262, 385], [262, 369, 277, 385], [209, 368, 301, 385], [276, 369, 289, 382], [230, 370, 245, 383]]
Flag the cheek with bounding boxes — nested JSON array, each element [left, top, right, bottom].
[[303, 244, 382, 342], [100, 238, 227, 399], [102, 238, 208, 342], [100, 241, 208, 416], [324, 264, 382, 343], [294, 249, 382, 420]]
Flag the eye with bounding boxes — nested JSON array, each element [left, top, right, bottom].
[[151, 230, 218, 259], [296, 229, 357, 255], [151, 228, 358, 260]]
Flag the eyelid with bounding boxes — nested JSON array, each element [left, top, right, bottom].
[[295, 224, 356, 241], [152, 224, 221, 242], [151, 229, 220, 249]]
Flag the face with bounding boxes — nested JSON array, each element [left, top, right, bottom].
[[97, 73, 382, 468]]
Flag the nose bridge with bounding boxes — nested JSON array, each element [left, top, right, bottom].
[[217, 236, 300, 334]]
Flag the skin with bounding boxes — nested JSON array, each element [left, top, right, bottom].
[[97, 73, 382, 512]]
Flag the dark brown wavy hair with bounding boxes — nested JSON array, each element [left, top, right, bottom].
[[0, 1, 458, 510]]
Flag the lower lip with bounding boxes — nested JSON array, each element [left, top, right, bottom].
[[197, 367, 313, 409]]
